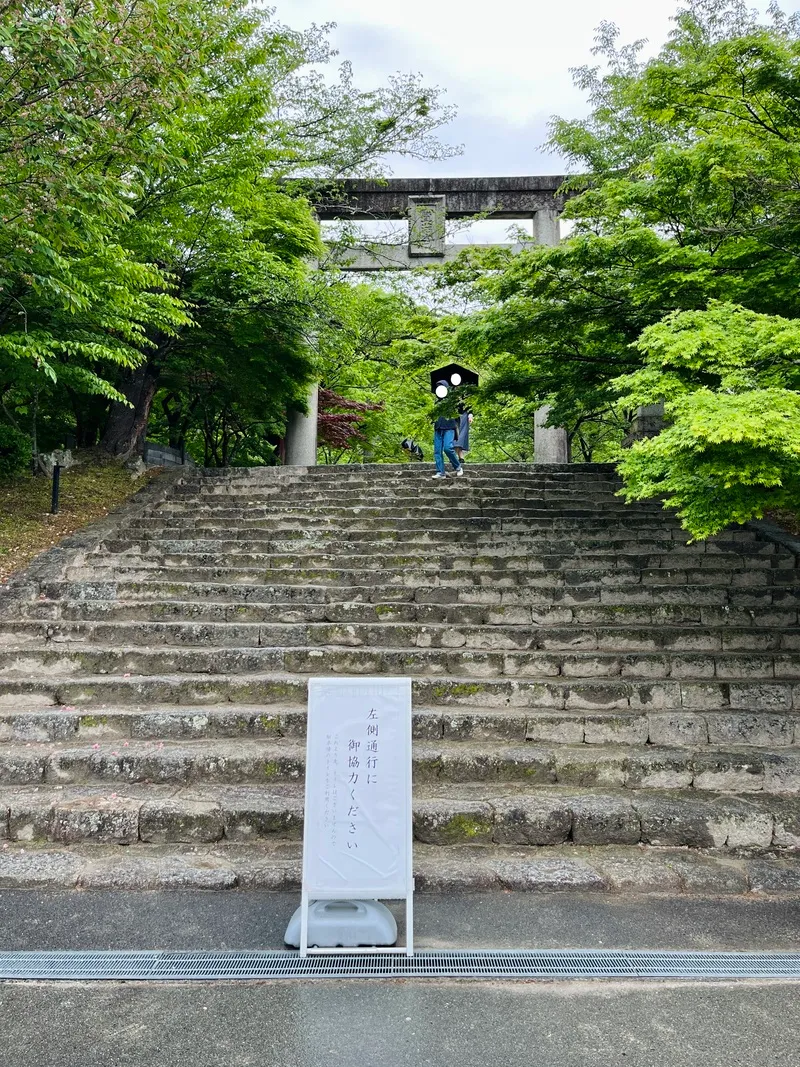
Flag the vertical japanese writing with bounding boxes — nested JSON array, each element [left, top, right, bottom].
[[343, 709, 379, 853], [346, 737, 360, 850], [366, 707, 378, 787]]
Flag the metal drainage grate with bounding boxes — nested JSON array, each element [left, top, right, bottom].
[[1, 950, 800, 982]]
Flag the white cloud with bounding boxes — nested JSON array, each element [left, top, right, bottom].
[[275, 0, 800, 176]]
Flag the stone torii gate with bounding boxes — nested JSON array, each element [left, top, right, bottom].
[[284, 175, 570, 465]]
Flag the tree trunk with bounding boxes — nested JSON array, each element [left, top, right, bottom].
[[161, 393, 183, 448], [101, 363, 160, 457]]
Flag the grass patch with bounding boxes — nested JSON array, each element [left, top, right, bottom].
[[0, 452, 160, 584]]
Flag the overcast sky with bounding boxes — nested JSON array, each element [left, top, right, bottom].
[[279, 0, 798, 177]]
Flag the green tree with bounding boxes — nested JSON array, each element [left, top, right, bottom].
[[441, 0, 800, 531], [0, 2, 458, 462], [0, 0, 208, 444], [615, 302, 800, 537]]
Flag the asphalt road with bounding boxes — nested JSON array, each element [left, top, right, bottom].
[[1, 890, 800, 951], [2, 979, 799, 1067], [2, 892, 799, 1067]]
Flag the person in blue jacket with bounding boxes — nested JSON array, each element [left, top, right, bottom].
[[432, 411, 463, 479]]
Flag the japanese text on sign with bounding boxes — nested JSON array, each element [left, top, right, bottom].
[[303, 678, 412, 898]]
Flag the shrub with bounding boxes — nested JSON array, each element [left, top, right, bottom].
[[0, 424, 32, 478]]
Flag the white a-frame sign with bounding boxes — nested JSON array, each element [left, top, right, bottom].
[[300, 677, 414, 956]]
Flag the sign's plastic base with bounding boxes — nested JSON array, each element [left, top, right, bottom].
[[284, 900, 397, 949]]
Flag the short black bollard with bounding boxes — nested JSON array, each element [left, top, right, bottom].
[[51, 463, 60, 515]]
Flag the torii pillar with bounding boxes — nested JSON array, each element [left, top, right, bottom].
[[285, 382, 319, 466], [532, 209, 569, 463]]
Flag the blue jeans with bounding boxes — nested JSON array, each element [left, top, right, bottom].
[[434, 428, 461, 474]]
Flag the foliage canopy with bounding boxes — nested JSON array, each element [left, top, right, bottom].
[[0, 0, 457, 468], [425, 0, 800, 536]]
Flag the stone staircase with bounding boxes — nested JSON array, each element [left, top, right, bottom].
[[1, 462, 799, 894]]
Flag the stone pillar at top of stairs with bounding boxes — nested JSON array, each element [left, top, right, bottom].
[[533, 404, 569, 464], [285, 382, 319, 466], [531, 210, 569, 464]]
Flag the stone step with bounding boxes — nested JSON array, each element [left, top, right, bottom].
[[151, 505, 673, 522], [165, 484, 629, 499], [0, 735, 797, 792], [114, 523, 715, 543], [16, 597, 800, 629], [190, 475, 622, 492], [177, 494, 629, 510], [180, 475, 625, 491], [123, 517, 688, 534], [153, 500, 656, 518], [1, 780, 797, 850], [98, 535, 775, 556], [3, 619, 799, 653], [198, 461, 613, 474], [86, 549, 782, 573], [0, 671, 795, 714], [188, 479, 626, 492], [0, 642, 797, 682], [4, 839, 799, 894], [36, 579, 800, 612], [2, 704, 798, 749], [192, 478, 623, 494], [63, 563, 796, 589]]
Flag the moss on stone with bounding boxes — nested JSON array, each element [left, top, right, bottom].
[[78, 714, 108, 728], [414, 757, 444, 780], [257, 714, 281, 734], [441, 813, 493, 842], [433, 682, 483, 700]]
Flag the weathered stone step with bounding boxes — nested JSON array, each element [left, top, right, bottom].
[[2, 703, 798, 748], [3, 839, 798, 894], [123, 516, 687, 535], [180, 476, 624, 493], [98, 534, 775, 557], [63, 563, 795, 590], [1, 780, 797, 850], [0, 671, 795, 714], [0, 642, 797, 682], [199, 460, 612, 474], [188, 479, 626, 494], [188, 478, 602, 491], [165, 485, 629, 502], [0, 736, 798, 792], [154, 501, 652, 519], [152, 505, 672, 523], [35, 579, 800, 612], [3, 619, 799, 653], [194, 465, 618, 486], [86, 549, 782, 574], [114, 523, 716, 543], [16, 597, 800, 630], [178, 494, 629, 512]]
